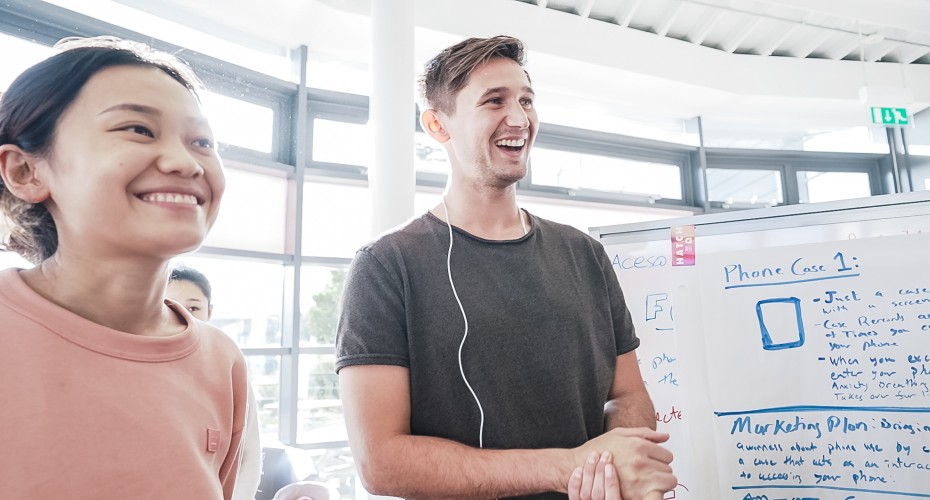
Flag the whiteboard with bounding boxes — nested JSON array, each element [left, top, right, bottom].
[[596, 191, 930, 500]]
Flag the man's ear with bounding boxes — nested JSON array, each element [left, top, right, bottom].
[[420, 109, 449, 144], [0, 144, 50, 203]]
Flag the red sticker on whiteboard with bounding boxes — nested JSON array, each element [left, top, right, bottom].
[[671, 225, 695, 266]]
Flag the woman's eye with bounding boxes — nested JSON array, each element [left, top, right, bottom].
[[192, 138, 215, 149], [126, 125, 154, 137], [188, 306, 200, 313]]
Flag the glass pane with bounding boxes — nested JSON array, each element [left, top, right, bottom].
[[266, 445, 361, 499], [802, 127, 890, 154], [302, 181, 370, 258], [797, 171, 872, 204], [245, 354, 281, 444], [312, 119, 371, 167], [297, 354, 345, 445], [0, 33, 52, 92], [43, 0, 293, 81], [531, 149, 682, 200], [415, 131, 449, 174], [169, 255, 284, 348], [307, 53, 370, 96], [518, 196, 691, 234], [707, 168, 783, 207], [702, 118, 891, 152], [300, 266, 348, 346], [0, 250, 33, 271], [203, 166, 287, 254], [201, 91, 274, 153]]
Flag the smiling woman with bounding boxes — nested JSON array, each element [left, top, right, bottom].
[[0, 37, 250, 500]]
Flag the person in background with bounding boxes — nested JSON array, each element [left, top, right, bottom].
[[167, 265, 263, 500], [336, 35, 675, 499], [167, 265, 215, 320], [0, 36, 246, 499]]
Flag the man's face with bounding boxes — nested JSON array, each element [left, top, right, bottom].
[[439, 57, 538, 189]]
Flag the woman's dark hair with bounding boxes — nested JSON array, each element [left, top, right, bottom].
[[168, 266, 212, 305], [0, 36, 204, 264]]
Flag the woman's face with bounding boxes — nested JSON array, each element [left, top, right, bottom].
[[166, 279, 211, 321], [35, 64, 224, 261]]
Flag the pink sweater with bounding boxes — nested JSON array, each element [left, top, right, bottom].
[[0, 269, 248, 499]]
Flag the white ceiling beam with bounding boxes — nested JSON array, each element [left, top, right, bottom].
[[722, 15, 763, 53], [868, 42, 897, 63], [898, 45, 930, 64], [689, 7, 724, 45], [617, 0, 642, 28], [792, 28, 834, 58], [824, 34, 861, 60], [750, 0, 930, 34], [656, 0, 685, 38], [578, 0, 597, 18], [757, 21, 801, 56]]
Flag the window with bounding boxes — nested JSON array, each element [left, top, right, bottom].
[[43, 0, 294, 81], [707, 168, 783, 207], [302, 181, 370, 258], [169, 255, 285, 348], [415, 131, 449, 174], [203, 165, 288, 254], [0, 32, 51, 92], [531, 148, 682, 200], [797, 171, 872, 203], [312, 119, 371, 168], [201, 91, 275, 153], [299, 265, 348, 347], [0, 250, 33, 271]]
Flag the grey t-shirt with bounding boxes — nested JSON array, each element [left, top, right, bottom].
[[335, 211, 639, 497]]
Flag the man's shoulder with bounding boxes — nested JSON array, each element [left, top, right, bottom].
[[355, 212, 440, 259], [533, 213, 601, 246]]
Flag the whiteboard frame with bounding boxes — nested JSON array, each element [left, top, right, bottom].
[[592, 191, 930, 245]]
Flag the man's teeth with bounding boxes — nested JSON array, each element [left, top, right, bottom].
[[142, 193, 198, 205], [495, 138, 525, 147]]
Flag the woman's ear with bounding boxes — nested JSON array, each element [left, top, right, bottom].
[[0, 144, 50, 203], [420, 109, 449, 144]]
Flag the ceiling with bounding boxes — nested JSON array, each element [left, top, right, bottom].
[[90, 0, 930, 144]]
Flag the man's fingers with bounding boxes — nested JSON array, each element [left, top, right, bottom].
[[567, 466, 584, 500], [580, 451, 598, 499], [604, 461, 622, 500], [591, 452, 608, 500]]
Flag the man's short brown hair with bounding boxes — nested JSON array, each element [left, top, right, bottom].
[[418, 35, 529, 115]]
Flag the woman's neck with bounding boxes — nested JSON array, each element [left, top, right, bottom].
[[20, 253, 185, 336]]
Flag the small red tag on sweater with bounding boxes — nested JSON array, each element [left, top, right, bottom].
[[206, 428, 221, 453]]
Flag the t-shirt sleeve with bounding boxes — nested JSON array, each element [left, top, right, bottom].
[[335, 248, 409, 373], [595, 241, 640, 356]]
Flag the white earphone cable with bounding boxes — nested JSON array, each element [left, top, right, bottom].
[[442, 197, 486, 449]]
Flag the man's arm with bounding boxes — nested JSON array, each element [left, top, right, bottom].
[[340, 364, 576, 499], [583, 350, 674, 500], [604, 350, 657, 431]]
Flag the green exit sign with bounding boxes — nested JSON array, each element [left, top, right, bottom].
[[871, 107, 909, 126]]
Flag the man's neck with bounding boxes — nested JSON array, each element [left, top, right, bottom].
[[434, 186, 528, 240]]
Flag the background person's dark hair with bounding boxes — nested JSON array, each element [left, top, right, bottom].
[[168, 266, 213, 305], [0, 36, 204, 265], [418, 35, 529, 116]]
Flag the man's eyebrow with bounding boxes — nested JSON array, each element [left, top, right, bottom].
[[477, 86, 536, 100], [98, 103, 162, 116]]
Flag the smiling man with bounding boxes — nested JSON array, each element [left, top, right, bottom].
[[335, 35, 677, 500]]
